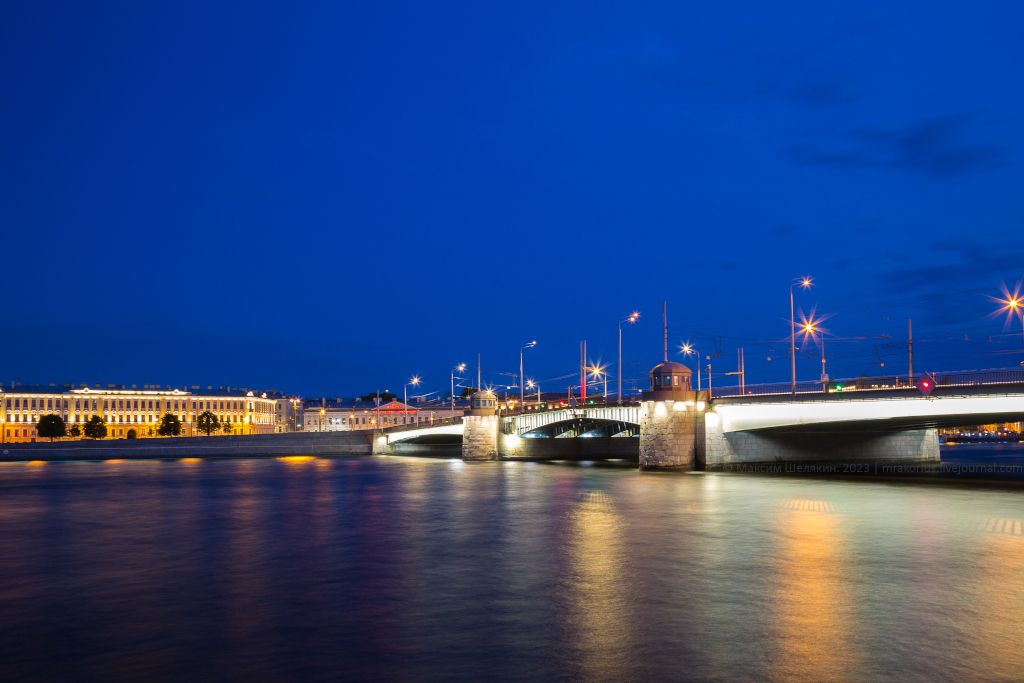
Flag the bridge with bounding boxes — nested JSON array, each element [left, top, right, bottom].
[[374, 368, 1024, 470]]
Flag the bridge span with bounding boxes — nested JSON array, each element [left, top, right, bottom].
[[374, 369, 1024, 470]]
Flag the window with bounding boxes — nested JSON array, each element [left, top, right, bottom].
[[654, 376, 660, 386]]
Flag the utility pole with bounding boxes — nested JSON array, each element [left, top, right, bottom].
[[790, 288, 796, 396], [908, 319, 914, 387], [662, 301, 668, 363], [580, 340, 587, 404]]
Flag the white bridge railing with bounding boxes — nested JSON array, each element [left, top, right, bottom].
[[501, 405, 642, 436]]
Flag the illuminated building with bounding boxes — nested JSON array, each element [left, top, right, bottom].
[[303, 398, 466, 431], [1, 382, 284, 442]]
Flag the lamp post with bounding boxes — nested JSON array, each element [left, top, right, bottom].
[[801, 322, 825, 391], [680, 343, 700, 392], [520, 342, 536, 414], [587, 364, 607, 401], [405, 376, 420, 424], [451, 364, 465, 417], [993, 285, 1024, 349], [790, 276, 813, 395], [526, 380, 540, 409], [618, 311, 640, 404]]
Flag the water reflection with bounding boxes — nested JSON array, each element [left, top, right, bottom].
[[967, 517, 1024, 679], [767, 498, 862, 682], [0, 459, 1021, 682], [559, 488, 636, 682]]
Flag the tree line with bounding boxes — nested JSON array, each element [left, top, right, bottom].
[[32, 411, 238, 440]]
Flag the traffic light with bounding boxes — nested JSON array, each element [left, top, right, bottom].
[[917, 372, 935, 396]]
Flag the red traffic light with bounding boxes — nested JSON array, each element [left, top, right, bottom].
[[917, 372, 936, 396]]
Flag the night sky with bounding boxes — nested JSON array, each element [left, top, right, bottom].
[[2, 1, 1022, 399]]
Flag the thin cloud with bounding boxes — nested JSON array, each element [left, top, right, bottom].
[[790, 115, 1009, 179]]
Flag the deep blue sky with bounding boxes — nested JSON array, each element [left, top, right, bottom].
[[2, 1, 1023, 398]]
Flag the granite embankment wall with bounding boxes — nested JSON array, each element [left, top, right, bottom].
[[0, 431, 375, 462]]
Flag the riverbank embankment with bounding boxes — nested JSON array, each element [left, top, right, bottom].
[[0, 431, 375, 461]]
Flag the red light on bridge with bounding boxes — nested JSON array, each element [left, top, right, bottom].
[[917, 372, 936, 396]]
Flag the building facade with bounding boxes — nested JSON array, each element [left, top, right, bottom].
[[274, 398, 303, 433], [303, 399, 467, 432], [1, 383, 283, 442]]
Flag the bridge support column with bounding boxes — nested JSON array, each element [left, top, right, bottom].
[[639, 392, 703, 471], [462, 415, 499, 461], [371, 430, 389, 455]]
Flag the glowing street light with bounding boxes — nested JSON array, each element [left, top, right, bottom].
[[451, 363, 465, 415], [790, 276, 813, 395], [589, 362, 609, 398], [618, 311, 640, 404], [404, 375, 421, 414], [680, 342, 700, 391], [520, 341, 536, 414], [991, 281, 1024, 348], [798, 308, 832, 391], [526, 379, 541, 409]]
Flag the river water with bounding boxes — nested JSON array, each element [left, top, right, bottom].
[[1, 449, 1022, 682]]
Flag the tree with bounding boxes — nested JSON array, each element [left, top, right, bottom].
[[196, 410, 220, 435], [360, 392, 397, 402], [37, 414, 66, 441], [157, 413, 182, 437], [459, 386, 478, 398], [83, 415, 107, 439], [69, 424, 81, 438], [221, 420, 233, 434]]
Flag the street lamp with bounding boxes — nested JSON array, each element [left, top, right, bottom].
[[618, 311, 640, 404], [520, 341, 536, 414], [992, 281, 1024, 348], [801, 321, 826, 391], [526, 379, 541, 409], [451, 363, 466, 416], [588, 363, 608, 399], [405, 375, 420, 422], [790, 276, 813, 395], [680, 342, 700, 392], [399, 376, 415, 409]]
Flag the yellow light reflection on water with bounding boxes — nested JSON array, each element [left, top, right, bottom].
[[276, 456, 315, 463], [967, 519, 1024, 677], [27, 460, 47, 466], [767, 499, 860, 682], [561, 490, 635, 681]]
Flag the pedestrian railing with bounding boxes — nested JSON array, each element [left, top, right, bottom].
[[711, 369, 1024, 399]]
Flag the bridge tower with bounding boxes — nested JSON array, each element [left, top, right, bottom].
[[638, 360, 704, 471], [462, 389, 500, 461]]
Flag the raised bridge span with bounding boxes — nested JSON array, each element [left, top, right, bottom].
[[376, 369, 1024, 469]]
